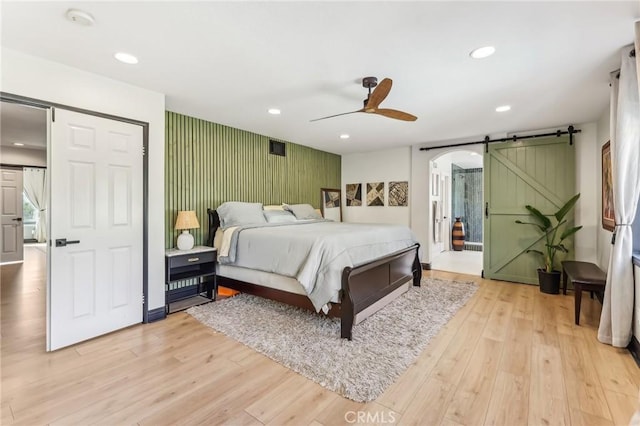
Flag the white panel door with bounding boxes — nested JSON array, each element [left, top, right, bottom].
[[49, 109, 143, 351], [0, 168, 24, 263]]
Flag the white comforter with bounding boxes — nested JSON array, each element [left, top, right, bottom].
[[217, 220, 418, 311]]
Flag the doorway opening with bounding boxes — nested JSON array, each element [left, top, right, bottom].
[[430, 150, 483, 276], [2, 94, 149, 351], [1, 101, 48, 267]]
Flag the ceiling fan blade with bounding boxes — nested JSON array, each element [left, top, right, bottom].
[[310, 110, 363, 122], [365, 78, 392, 110], [374, 108, 418, 122]]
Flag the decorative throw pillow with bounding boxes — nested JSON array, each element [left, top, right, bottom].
[[263, 205, 285, 211], [263, 209, 297, 223], [217, 202, 266, 228], [283, 203, 323, 220]]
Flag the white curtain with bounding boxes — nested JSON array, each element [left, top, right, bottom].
[[637, 22, 640, 89], [23, 168, 48, 243], [598, 44, 640, 347]]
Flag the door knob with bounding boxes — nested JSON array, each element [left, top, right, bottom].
[[11, 218, 22, 222]]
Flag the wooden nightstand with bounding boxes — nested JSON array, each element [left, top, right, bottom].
[[165, 246, 217, 314]]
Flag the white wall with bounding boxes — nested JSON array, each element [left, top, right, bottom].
[[341, 147, 411, 226], [1, 48, 167, 311], [596, 105, 613, 271], [0, 146, 46, 167], [574, 122, 598, 264]]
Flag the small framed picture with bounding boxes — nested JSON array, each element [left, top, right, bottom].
[[602, 141, 615, 231]]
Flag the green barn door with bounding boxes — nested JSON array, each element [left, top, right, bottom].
[[483, 136, 575, 284]]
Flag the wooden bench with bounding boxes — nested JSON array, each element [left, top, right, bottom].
[[561, 260, 606, 325]]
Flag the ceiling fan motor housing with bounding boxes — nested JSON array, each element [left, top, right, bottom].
[[362, 76, 378, 89]]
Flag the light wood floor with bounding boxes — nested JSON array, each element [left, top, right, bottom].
[[2, 247, 640, 425]]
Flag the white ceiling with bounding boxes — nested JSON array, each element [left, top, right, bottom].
[[449, 151, 483, 170], [1, 2, 638, 155], [0, 102, 47, 150]]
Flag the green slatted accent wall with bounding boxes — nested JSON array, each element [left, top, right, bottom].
[[165, 111, 341, 249]]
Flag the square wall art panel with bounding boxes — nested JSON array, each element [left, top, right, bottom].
[[389, 181, 408, 206], [346, 183, 362, 206], [367, 182, 385, 206]]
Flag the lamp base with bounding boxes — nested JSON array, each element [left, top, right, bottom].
[[177, 230, 195, 250]]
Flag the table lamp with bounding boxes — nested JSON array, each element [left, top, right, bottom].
[[175, 210, 200, 250]]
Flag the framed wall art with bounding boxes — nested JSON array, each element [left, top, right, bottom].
[[366, 182, 384, 206], [388, 181, 408, 206], [345, 183, 362, 206], [602, 141, 615, 231]]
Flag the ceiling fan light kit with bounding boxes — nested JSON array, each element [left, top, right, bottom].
[[311, 76, 417, 122]]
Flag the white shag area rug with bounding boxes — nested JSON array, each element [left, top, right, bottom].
[[187, 277, 477, 402]]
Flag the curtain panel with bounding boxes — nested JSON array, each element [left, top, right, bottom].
[[22, 168, 48, 243], [598, 44, 640, 347]]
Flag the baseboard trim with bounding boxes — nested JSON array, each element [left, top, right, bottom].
[[628, 336, 640, 368], [421, 262, 431, 270], [146, 307, 166, 323]]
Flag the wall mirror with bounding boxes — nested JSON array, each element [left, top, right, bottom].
[[321, 188, 342, 222]]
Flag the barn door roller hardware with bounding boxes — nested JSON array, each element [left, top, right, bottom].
[[420, 125, 580, 152]]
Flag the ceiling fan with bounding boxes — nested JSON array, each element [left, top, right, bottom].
[[311, 77, 417, 122]]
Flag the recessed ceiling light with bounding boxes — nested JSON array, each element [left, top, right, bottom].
[[65, 9, 95, 26], [469, 152, 480, 156], [469, 46, 496, 59], [13, 142, 24, 146], [496, 105, 511, 112], [340, 134, 350, 139], [268, 108, 281, 115], [114, 52, 138, 64]]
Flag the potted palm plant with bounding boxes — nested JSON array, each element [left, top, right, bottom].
[[515, 193, 582, 294]]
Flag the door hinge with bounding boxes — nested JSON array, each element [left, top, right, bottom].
[[142, 293, 145, 305], [51, 107, 55, 122], [142, 145, 146, 156]]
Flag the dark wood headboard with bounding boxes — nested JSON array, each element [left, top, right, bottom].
[[206, 208, 221, 247]]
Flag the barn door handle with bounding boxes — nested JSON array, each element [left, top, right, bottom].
[[485, 203, 489, 218], [11, 217, 22, 222], [55, 238, 80, 247]]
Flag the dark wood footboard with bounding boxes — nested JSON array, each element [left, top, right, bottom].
[[340, 243, 421, 340]]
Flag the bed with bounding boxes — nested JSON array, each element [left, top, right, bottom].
[[206, 202, 422, 340]]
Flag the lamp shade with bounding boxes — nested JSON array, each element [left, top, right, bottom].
[[175, 210, 200, 230]]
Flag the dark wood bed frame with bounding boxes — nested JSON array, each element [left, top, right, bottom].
[[207, 208, 422, 340]]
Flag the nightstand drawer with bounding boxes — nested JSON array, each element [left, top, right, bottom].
[[169, 251, 216, 268]]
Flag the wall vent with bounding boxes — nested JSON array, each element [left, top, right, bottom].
[[269, 140, 286, 157]]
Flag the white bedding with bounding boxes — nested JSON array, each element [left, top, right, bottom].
[[216, 220, 419, 311]]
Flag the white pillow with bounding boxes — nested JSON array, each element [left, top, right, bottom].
[[283, 203, 323, 220], [263, 210, 297, 223], [217, 202, 266, 228]]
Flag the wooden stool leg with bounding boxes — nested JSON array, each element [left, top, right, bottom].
[[575, 285, 583, 325]]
